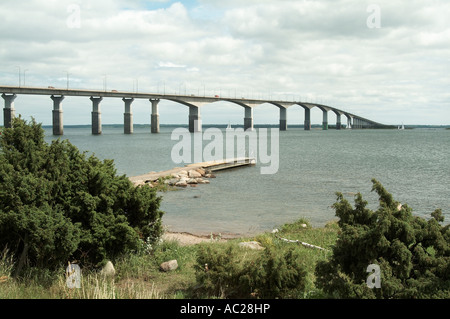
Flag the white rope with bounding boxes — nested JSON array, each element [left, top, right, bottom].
[[276, 236, 329, 251]]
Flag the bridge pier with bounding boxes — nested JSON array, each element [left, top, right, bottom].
[[123, 97, 134, 134], [51, 95, 64, 135], [322, 110, 328, 130], [304, 108, 311, 130], [189, 106, 202, 133], [279, 107, 287, 131], [346, 115, 352, 129], [244, 106, 253, 131], [336, 113, 341, 130], [150, 99, 160, 133], [90, 96, 102, 135], [2, 93, 16, 128]]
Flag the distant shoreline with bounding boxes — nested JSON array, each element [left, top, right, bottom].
[[39, 123, 450, 130]]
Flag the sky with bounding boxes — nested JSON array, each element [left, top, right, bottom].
[[1, 0, 449, 126]]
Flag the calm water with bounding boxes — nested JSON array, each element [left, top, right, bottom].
[[44, 125, 450, 236]]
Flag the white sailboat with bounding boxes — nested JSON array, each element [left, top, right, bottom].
[[226, 122, 232, 131], [398, 123, 405, 130]]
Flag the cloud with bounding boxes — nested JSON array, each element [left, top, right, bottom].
[[0, 0, 449, 125], [158, 62, 187, 68]]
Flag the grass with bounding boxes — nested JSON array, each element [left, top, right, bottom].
[[0, 218, 339, 299]]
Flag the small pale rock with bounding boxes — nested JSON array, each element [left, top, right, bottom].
[[238, 241, 265, 250], [100, 261, 116, 277], [160, 260, 178, 272], [178, 170, 188, 176]]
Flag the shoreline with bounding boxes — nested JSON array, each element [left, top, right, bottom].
[[162, 231, 236, 246]]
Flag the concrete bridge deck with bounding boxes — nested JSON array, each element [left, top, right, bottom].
[[1, 85, 385, 134]]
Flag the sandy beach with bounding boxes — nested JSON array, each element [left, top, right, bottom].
[[162, 231, 233, 246]]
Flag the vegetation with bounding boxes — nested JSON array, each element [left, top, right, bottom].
[[0, 117, 164, 275], [315, 179, 450, 299], [195, 243, 307, 299], [0, 220, 336, 299], [0, 118, 448, 299]]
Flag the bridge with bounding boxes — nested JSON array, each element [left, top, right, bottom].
[[0, 85, 384, 135]]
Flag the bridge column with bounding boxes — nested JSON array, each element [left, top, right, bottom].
[[150, 99, 160, 133], [322, 110, 328, 130], [304, 108, 311, 130], [279, 107, 287, 131], [123, 97, 134, 134], [2, 93, 16, 128], [90, 96, 102, 135], [336, 113, 341, 130], [51, 95, 64, 135], [244, 106, 253, 131], [189, 106, 202, 133]]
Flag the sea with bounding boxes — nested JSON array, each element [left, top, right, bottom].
[[43, 125, 450, 237]]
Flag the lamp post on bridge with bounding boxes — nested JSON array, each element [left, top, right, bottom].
[[15, 66, 21, 87], [23, 69, 28, 86], [63, 71, 70, 89]]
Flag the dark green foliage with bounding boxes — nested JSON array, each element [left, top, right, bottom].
[[315, 179, 450, 298], [195, 244, 306, 299], [0, 117, 164, 273]]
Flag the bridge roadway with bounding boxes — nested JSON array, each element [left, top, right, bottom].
[[0, 85, 383, 135]]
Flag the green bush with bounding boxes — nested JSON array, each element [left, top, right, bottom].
[[315, 179, 450, 299], [0, 117, 164, 274], [195, 243, 306, 299]]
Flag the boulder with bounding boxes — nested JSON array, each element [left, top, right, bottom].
[[164, 178, 179, 186], [100, 261, 116, 277], [195, 168, 206, 176], [238, 241, 265, 250], [160, 260, 178, 272], [178, 170, 188, 176], [175, 180, 187, 187], [188, 170, 202, 178], [187, 178, 198, 184]]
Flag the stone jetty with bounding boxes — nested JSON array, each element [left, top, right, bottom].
[[129, 158, 255, 188]]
